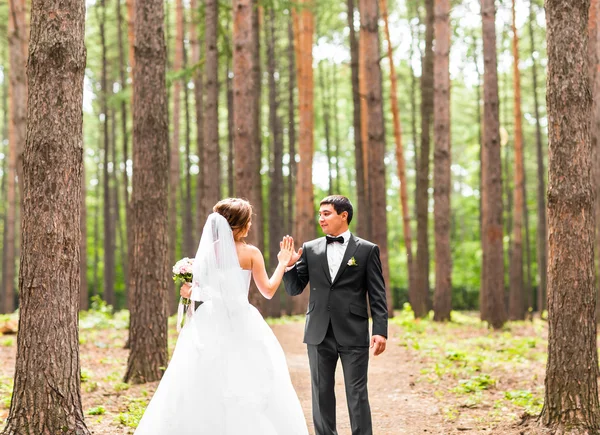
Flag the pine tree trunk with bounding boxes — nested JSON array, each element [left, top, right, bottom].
[[227, 37, 235, 198], [124, 0, 169, 384], [509, 0, 525, 321], [183, 39, 195, 257], [432, 0, 452, 322], [380, 0, 416, 306], [541, 0, 600, 429], [110, 108, 123, 310], [204, 0, 220, 214], [98, 0, 115, 308], [0, 0, 89, 429], [189, 0, 205, 232], [480, 0, 506, 329], [169, 0, 184, 307], [287, 14, 297, 240], [414, 0, 434, 319], [291, 1, 315, 315], [332, 63, 341, 194], [360, 0, 393, 317], [266, 6, 283, 318], [117, 0, 130, 306], [592, 0, 600, 322], [358, 1, 371, 239], [1, 69, 7, 312], [347, 0, 367, 240], [252, 1, 264, 254], [4, 0, 27, 314], [80, 164, 89, 311], [93, 159, 101, 299], [318, 60, 333, 195], [233, 0, 265, 313]]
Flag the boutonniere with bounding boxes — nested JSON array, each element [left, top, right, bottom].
[[347, 257, 358, 267]]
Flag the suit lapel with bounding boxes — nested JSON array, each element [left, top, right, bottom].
[[316, 237, 332, 284], [332, 235, 359, 285]]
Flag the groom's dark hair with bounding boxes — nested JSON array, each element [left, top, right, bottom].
[[320, 195, 353, 225]]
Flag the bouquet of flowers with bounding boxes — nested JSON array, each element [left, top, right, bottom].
[[173, 257, 195, 332]]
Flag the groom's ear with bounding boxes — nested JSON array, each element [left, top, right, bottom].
[[341, 211, 348, 221]]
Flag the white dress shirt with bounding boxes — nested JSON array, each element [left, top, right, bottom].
[[327, 230, 351, 281]]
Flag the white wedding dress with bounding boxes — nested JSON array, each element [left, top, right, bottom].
[[134, 214, 309, 435]]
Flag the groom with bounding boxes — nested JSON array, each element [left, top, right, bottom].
[[283, 195, 388, 435]]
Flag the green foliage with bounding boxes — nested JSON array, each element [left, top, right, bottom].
[[79, 296, 129, 330], [117, 397, 148, 428], [393, 310, 547, 421], [87, 406, 106, 416], [0, 376, 13, 410], [504, 390, 543, 415]]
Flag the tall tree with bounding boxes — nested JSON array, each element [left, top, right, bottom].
[[541, 0, 600, 429], [183, 38, 195, 257], [413, 0, 434, 319], [527, 0, 547, 314], [170, 0, 184, 270], [480, 0, 506, 329], [347, 0, 367, 239], [590, 0, 600, 321], [509, 0, 525, 320], [5, 0, 28, 314], [203, 0, 220, 216], [189, 0, 205, 233], [80, 165, 89, 311], [233, 0, 265, 312], [287, 14, 297, 237], [117, 0, 130, 305], [0, 0, 89, 429], [226, 23, 235, 198], [358, 0, 371, 239], [99, 0, 115, 308], [1, 56, 8, 312], [432, 0, 452, 322], [124, 0, 169, 384], [360, 0, 393, 316], [318, 60, 334, 195], [291, 0, 315, 314], [380, 0, 416, 303], [266, 6, 284, 318], [252, 1, 264, 253]]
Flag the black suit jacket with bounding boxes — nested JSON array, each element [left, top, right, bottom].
[[283, 234, 388, 347]]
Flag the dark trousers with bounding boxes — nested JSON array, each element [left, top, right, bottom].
[[307, 322, 372, 435]]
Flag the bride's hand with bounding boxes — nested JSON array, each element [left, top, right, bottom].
[[180, 283, 192, 299], [277, 236, 295, 266], [279, 236, 303, 267]]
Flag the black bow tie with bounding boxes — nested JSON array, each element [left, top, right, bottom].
[[326, 235, 345, 245]]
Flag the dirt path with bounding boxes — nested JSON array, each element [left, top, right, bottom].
[[272, 321, 444, 435], [0, 321, 448, 434]]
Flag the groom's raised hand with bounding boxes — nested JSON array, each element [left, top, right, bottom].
[[284, 236, 303, 268]]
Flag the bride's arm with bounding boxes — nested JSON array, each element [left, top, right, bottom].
[[250, 236, 294, 299]]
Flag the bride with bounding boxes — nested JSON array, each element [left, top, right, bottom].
[[134, 198, 309, 435]]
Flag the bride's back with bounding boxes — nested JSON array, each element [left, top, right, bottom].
[[236, 242, 255, 271]]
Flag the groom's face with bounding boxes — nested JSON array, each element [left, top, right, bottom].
[[318, 204, 348, 236]]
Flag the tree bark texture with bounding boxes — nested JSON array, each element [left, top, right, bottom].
[[541, 0, 600, 430], [4, 0, 28, 314], [433, 0, 452, 322], [290, 1, 315, 315], [1, 0, 90, 430], [124, 0, 170, 385], [360, 0, 393, 317], [414, 0, 434, 319], [509, 0, 525, 321], [480, 0, 506, 329]]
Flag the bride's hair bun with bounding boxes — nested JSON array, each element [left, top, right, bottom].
[[212, 198, 253, 236]]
